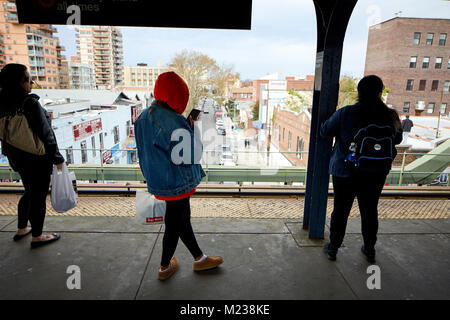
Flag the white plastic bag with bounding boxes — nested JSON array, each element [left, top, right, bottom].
[[135, 189, 166, 225], [50, 163, 78, 213]]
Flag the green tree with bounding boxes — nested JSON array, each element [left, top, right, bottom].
[[251, 102, 259, 121], [337, 76, 358, 109], [286, 89, 306, 113], [169, 50, 239, 116], [337, 76, 391, 109], [168, 50, 217, 116]]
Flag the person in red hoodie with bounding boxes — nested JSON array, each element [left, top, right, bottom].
[[135, 71, 223, 280]]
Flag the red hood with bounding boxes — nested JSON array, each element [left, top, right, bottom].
[[153, 71, 189, 114]]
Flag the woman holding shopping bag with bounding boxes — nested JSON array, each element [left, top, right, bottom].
[[0, 64, 64, 248], [135, 71, 223, 280]]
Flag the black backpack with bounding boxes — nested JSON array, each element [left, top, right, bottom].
[[345, 123, 396, 175]]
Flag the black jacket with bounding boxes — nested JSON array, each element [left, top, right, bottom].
[[401, 118, 413, 132], [0, 89, 64, 170]]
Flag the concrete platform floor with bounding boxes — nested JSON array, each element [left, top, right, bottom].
[[0, 215, 449, 300]]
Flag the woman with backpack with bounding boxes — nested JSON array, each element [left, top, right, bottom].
[[0, 64, 64, 248], [320, 75, 402, 263]]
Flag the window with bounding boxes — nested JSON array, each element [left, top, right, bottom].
[[126, 120, 131, 137], [439, 33, 447, 46], [419, 80, 426, 91], [413, 32, 421, 45], [440, 103, 447, 115], [91, 136, 96, 157], [403, 102, 411, 114], [288, 131, 292, 151], [409, 56, 417, 68], [444, 81, 450, 93], [66, 147, 73, 164], [130, 150, 138, 164], [113, 126, 120, 144], [431, 80, 439, 91], [417, 101, 425, 110], [406, 79, 414, 91], [448, 58, 450, 69], [422, 57, 430, 68], [282, 128, 285, 140], [427, 102, 435, 114], [80, 141, 87, 164], [426, 33, 434, 45], [99, 133, 104, 149], [435, 57, 442, 69], [296, 137, 304, 160]]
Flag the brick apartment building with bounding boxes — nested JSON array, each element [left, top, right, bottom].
[[232, 87, 253, 101], [364, 17, 449, 116], [272, 107, 311, 167], [252, 75, 314, 105]]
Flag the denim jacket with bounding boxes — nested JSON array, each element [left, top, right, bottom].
[[134, 101, 205, 197], [320, 103, 402, 178]]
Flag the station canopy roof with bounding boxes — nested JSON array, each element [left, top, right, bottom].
[[16, 0, 253, 30]]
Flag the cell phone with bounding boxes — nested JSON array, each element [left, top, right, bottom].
[[188, 108, 201, 121]]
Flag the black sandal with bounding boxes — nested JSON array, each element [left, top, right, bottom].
[[13, 229, 32, 241], [30, 233, 61, 249]]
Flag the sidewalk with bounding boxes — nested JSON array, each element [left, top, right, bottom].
[[1, 213, 449, 299]]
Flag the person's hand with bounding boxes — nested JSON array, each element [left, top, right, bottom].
[[188, 116, 195, 128], [56, 163, 64, 171]]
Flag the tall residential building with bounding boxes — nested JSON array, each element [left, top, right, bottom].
[[122, 61, 169, 90], [364, 17, 450, 116], [68, 56, 95, 90], [0, 0, 65, 89], [76, 26, 124, 89], [58, 59, 70, 89]]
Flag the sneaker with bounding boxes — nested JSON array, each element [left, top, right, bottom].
[[361, 245, 376, 263], [158, 257, 179, 280], [323, 242, 337, 261], [193, 255, 223, 271]]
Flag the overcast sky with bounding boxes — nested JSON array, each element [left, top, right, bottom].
[[56, 0, 449, 81]]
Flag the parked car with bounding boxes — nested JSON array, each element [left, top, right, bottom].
[[220, 144, 231, 153], [219, 152, 235, 166], [217, 127, 226, 135]]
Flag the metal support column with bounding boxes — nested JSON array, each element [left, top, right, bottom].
[[303, 0, 357, 238]]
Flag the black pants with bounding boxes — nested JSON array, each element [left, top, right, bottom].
[[16, 165, 52, 237], [329, 173, 387, 250], [161, 197, 203, 267]]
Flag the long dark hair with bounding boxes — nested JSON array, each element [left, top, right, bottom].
[[357, 75, 400, 130], [0, 64, 29, 108]]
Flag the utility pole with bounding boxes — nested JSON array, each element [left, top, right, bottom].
[[436, 89, 444, 139], [266, 84, 271, 165]]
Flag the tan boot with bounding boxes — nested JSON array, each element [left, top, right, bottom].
[[193, 255, 223, 271], [158, 257, 179, 280]]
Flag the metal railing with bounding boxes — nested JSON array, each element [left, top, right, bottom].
[[0, 147, 449, 186]]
